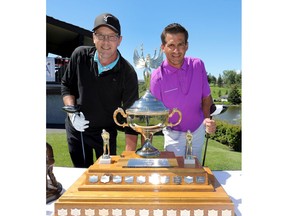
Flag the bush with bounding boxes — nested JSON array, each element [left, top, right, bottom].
[[226, 125, 242, 152], [210, 120, 241, 152], [210, 120, 229, 144]]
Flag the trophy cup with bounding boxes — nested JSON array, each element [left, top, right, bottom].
[[99, 129, 112, 164], [113, 45, 182, 158]]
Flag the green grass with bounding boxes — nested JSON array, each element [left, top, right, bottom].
[[46, 131, 241, 170]]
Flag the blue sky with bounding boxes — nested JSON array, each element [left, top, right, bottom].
[[46, 0, 241, 80]]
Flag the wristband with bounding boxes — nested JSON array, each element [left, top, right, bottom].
[[62, 105, 80, 113]]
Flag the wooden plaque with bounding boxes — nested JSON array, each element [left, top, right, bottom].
[[54, 151, 234, 216]]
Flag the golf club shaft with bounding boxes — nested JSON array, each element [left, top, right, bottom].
[[202, 104, 228, 166], [202, 134, 209, 166], [62, 106, 87, 166], [80, 132, 86, 164], [202, 117, 212, 166]]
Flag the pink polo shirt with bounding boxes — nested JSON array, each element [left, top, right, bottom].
[[150, 57, 211, 133]]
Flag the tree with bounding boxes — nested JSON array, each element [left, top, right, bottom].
[[236, 71, 242, 88], [228, 85, 241, 105], [217, 74, 223, 87], [211, 75, 217, 86], [223, 70, 237, 86], [207, 73, 212, 83], [207, 73, 217, 86]]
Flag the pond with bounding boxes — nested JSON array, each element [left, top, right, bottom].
[[213, 105, 241, 125]]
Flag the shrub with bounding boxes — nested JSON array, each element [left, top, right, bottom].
[[210, 120, 241, 152], [226, 125, 242, 152]]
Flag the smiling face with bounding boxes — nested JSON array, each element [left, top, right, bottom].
[[161, 32, 188, 69], [93, 26, 122, 65]]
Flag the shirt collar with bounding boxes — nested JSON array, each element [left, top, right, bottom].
[[162, 57, 188, 73], [94, 50, 120, 74]]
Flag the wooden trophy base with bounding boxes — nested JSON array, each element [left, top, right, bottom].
[[54, 151, 234, 216]]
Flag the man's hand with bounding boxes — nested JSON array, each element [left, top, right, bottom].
[[68, 112, 89, 132], [204, 118, 216, 134]]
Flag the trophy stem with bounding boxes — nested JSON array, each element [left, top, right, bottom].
[[136, 136, 160, 158]]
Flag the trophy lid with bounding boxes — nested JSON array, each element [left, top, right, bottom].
[[126, 90, 169, 115]]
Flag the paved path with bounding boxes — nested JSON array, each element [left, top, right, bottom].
[[46, 128, 66, 133]]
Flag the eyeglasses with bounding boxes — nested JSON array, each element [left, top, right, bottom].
[[94, 33, 119, 41]]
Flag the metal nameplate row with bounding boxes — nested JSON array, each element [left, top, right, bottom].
[[88, 174, 205, 184], [125, 158, 171, 168]]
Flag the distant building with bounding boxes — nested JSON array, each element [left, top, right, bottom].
[[220, 95, 228, 102]]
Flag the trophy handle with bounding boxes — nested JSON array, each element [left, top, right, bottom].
[[113, 108, 129, 127], [167, 108, 182, 127]]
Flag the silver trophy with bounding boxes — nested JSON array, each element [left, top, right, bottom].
[[113, 45, 182, 158]]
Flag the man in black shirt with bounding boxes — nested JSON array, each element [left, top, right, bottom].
[[61, 13, 139, 168]]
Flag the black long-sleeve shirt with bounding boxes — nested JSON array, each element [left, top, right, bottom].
[[61, 46, 139, 133]]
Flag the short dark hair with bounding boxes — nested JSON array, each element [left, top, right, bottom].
[[161, 23, 189, 45]]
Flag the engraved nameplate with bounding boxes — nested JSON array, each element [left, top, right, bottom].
[[184, 176, 193, 184], [101, 175, 110, 183], [160, 176, 170, 184], [113, 175, 122, 184], [173, 176, 182, 185], [126, 159, 171, 168], [89, 175, 98, 183], [196, 176, 206, 184], [137, 176, 146, 184], [125, 176, 134, 183]]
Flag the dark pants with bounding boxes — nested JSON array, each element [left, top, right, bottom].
[[65, 117, 117, 168]]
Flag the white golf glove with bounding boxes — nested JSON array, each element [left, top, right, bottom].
[[68, 112, 89, 132]]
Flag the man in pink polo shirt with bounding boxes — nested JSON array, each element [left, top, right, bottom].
[[150, 23, 216, 162]]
